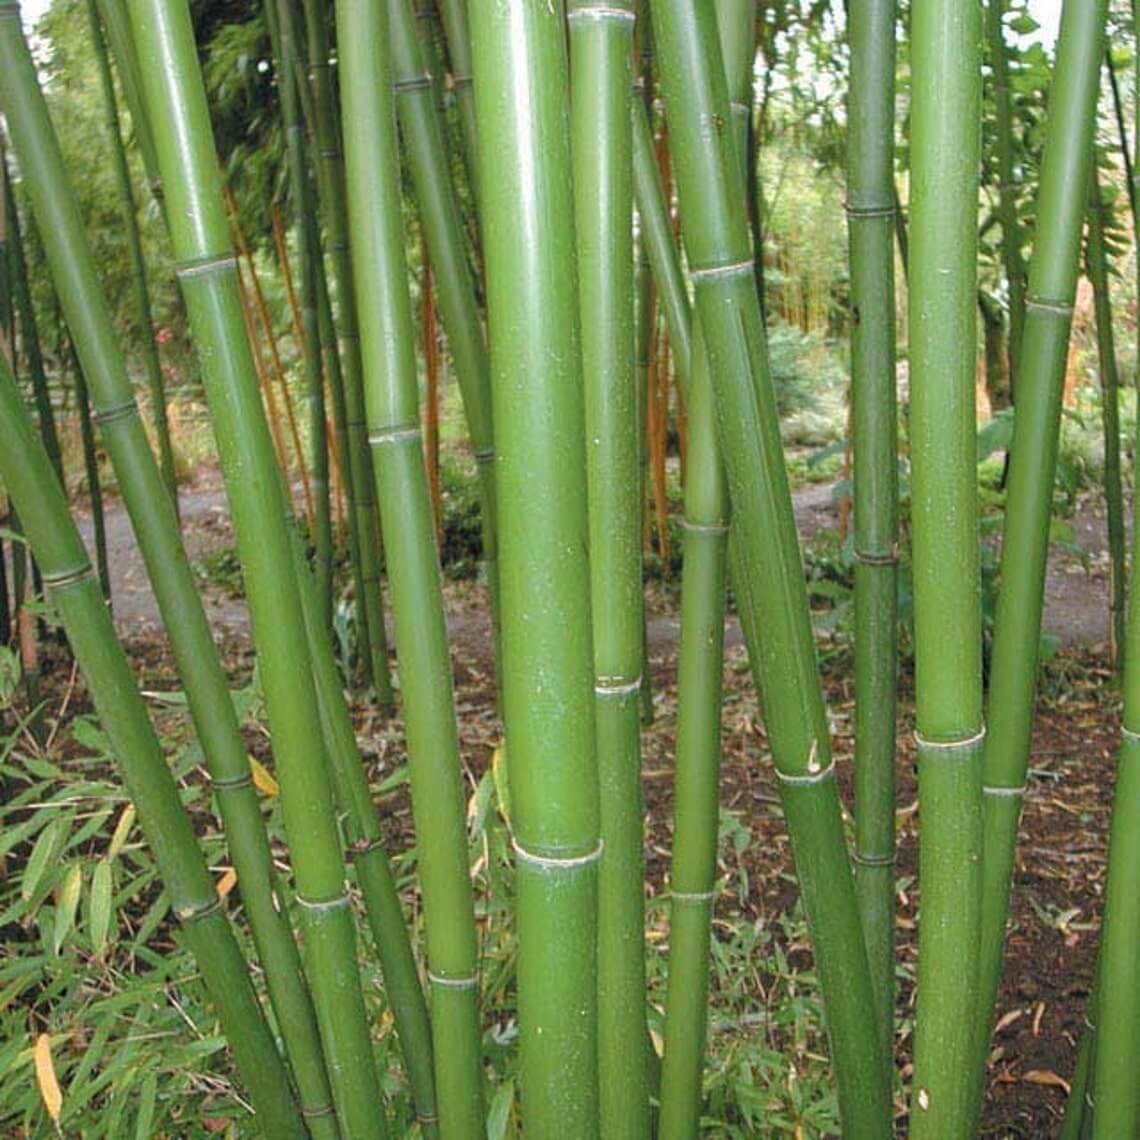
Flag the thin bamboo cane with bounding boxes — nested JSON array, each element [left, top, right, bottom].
[[273, 0, 332, 628], [648, 4, 889, 1133], [0, 346, 307, 1140], [421, 250, 443, 545], [432, 0, 478, 206], [0, 20, 344, 1133], [124, 3, 390, 1132], [470, 3, 602, 1132], [987, 0, 1028, 382], [68, 341, 111, 603], [87, 0, 179, 519], [569, 5, 647, 1137], [386, 0, 500, 672], [225, 188, 315, 527], [846, 0, 898, 1084], [336, 2, 483, 1134], [300, 0, 396, 708], [1085, 166, 1125, 672], [973, 6, 1108, 1128], [908, 2, 986, 1133]]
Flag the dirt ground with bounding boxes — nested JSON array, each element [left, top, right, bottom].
[[69, 467, 1123, 1137]]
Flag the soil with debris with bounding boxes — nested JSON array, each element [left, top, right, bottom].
[[65, 465, 1123, 1137]]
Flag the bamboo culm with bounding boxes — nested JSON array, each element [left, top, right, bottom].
[[0, 15, 342, 1133], [470, 2, 603, 1132], [973, 6, 1108, 1128], [336, 1, 485, 1134], [124, 2, 389, 1133], [0, 346, 307, 1140]]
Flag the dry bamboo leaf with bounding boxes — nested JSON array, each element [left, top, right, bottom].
[[216, 868, 238, 898], [1022, 1070, 1070, 1094], [249, 756, 279, 797], [33, 1033, 62, 1123]]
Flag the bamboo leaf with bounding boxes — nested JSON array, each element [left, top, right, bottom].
[[21, 818, 62, 902], [491, 743, 511, 826], [134, 1069, 158, 1139], [52, 864, 83, 954], [107, 805, 136, 859], [33, 1032, 63, 1123], [89, 860, 113, 957], [215, 868, 237, 898], [248, 756, 279, 798], [486, 1078, 515, 1140]]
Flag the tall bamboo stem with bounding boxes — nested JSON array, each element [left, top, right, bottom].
[[846, 0, 898, 1083], [86, 0, 179, 519], [569, 4, 647, 1136], [0, 345, 307, 1140], [124, 3, 389, 1132], [648, 3, 889, 1134], [973, 6, 1108, 1128], [470, 3, 602, 1132], [68, 339, 111, 603], [337, 2, 484, 1133]]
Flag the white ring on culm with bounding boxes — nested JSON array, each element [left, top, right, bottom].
[[914, 725, 987, 751], [671, 888, 717, 902], [1025, 298, 1074, 317], [982, 783, 1026, 798], [680, 518, 729, 536], [690, 257, 755, 283], [1121, 725, 1140, 744], [595, 676, 642, 696], [567, 7, 637, 24], [295, 893, 349, 913], [428, 971, 478, 990], [175, 254, 237, 280], [776, 759, 837, 787], [368, 425, 421, 447], [512, 837, 604, 870]]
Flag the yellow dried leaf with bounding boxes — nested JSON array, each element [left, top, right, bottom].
[[33, 1033, 62, 1123], [1022, 1069, 1070, 1094], [107, 804, 136, 859], [249, 757, 279, 797], [216, 868, 238, 898]]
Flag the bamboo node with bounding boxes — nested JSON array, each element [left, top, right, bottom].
[[1025, 297, 1074, 318], [512, 837, 604, 871], [368, 424, 421, 447], [730, 101, 750, 116], [567, 7, 637, 25], [690, 257, 755, 283], [595, 675, 642, 696], [175, 896, 223, 925], [670, 888, 717, 902], [42, 563, 96, 591], [854, 546, 899, 566], [1120, 725, 1140, 744], [451, 74, 473, 88], [0, 3, 20, 21], [175, 253, 238, 281], [300, 1102, 336, 1120], [776, 759, 836, 787], [914, 725, 986, 752], [295, 892, 350, 913], [680, 518, 729, 536], [852, 851, 896, 868], [92, 398, 140, 428], [348, 836, 387, 860], [982, 783, 1026, 798], [210, 770, 254, 792], [428, 970, 479, 990], [473, 446, 495, 464], [844, 199, 896, 220], [394, 72, 433, 95]]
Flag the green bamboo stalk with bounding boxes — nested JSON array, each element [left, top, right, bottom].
[[973, 5, 1108, 1127], [658, 322, 727, 1139], [301, 0, 395, 707], [908, 3, 986, 1134], [846, 0, 898, 1082], [1085, 165, 1125, 672], [470, 3, 601, 1133], [87, 0, 179, 520], [432, 0, 478, 205], [336, 3, 484, 1134], [648, 4, 888, 1135], [0, 345, 306, 1140], [286, 511, 440, 1137], [123, 3, 389, 1133], [569, 5, 647, 1137], [386, 0, 500, 671], [0, 17, 344, 1134], [273, 0, 332, 628], [68, 340, 111, 602], [987, 0, 1028, 381]]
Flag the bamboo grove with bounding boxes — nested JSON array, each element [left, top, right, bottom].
[[0, 0, 1137, 1136]]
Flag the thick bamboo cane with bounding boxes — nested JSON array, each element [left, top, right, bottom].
[[469, 3, 602, 1132], [336, 1, 484, 1133], [124, 3, 390, 1132]]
